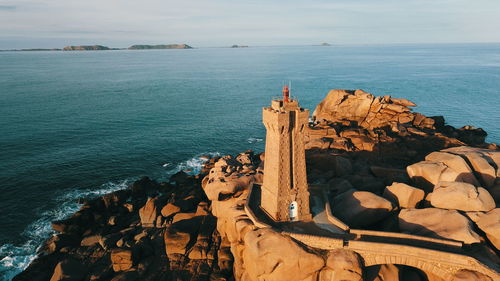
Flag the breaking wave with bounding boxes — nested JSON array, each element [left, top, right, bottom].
[[0, 153, 221, 280], [247, 137, 263, 144], [163, 152, 221, 178], [0, 180, 130, 281]]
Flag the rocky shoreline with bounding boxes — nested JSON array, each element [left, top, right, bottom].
[[13, 90, 499, 281]]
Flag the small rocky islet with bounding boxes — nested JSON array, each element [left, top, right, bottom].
[[14, 89, 500, 281]]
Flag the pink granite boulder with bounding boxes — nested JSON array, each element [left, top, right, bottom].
[[429, 181, 495, 212], [383, 182, 425, 208], [399, 208, 481, 244], [332, 189, 394, 228]]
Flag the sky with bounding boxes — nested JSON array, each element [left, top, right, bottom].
[[0, 0, 499, 49]]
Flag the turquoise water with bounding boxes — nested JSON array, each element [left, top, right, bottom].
[[1, 44, 499, 279]]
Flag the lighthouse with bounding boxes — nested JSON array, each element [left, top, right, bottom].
[[260, 85, 312, 222]]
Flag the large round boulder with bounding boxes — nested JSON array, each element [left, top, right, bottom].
[[242, 228, 324, 281], [442, 147, 499, 188], [475, 208, 500, 250], [332, 189, 394, 228], [399, 208, 481, 244], [383, 182, 425, 208], [429, 181, 495, 212], [425, 152, 479, 186], [406, 161, 447, 192]]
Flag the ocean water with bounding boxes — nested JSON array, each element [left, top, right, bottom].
[[0, 43, 499, 279]]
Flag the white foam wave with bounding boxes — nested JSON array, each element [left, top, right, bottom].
[[1, 154, 220, 280], [247, 137, 263, 144], [163, 152, 220, 177], [0, 180, 129, 281]]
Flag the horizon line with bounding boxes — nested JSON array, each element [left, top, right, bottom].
[[2, 41, 500, 51]]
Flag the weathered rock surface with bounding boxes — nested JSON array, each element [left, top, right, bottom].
[[429, 181, 495, 212], [139, 197, 159, 227], [203, 155, 256, 201], [307, 89, 494, 165], [475, 208, 500, 250], [408, 147, 499, 194], [319, 249, 363, 281], [399, 208, 481, 244], [425, 152, 480, 186], [383, 182, 425, 208], [406, 161, 447, 192], [332, 189, 394, 228], [242, 228, 325, 281], [442, 147, 500, 187]]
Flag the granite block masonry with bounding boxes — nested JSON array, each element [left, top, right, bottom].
[[260, 85, 312, 222]]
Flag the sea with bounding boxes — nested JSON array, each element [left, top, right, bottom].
[[0, 43, 499, 280]]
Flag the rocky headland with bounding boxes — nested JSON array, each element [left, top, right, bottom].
[[13, 89, 500, 281]]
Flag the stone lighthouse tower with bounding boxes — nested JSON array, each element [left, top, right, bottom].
[[260, 85, 312, 222]]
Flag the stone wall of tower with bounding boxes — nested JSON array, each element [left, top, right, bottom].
[[261, 108, 290, 220], [291, 109, 311, 221], [260, 103, 312, 222]]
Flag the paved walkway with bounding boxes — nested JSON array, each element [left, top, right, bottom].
[[309, 188, 344, 234]]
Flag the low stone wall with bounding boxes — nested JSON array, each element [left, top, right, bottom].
[[349, 229, 463, 248], [324, 196, 350, 232]]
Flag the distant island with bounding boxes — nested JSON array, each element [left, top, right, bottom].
[[231, 44, 249, 48], [128, 44, 193, 50], [1, 44, 193, 52], [21, 48, 62, 51], [310, 42, 331, 47], [62, 45, 120, 51], [0, 48, 62, 52]]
